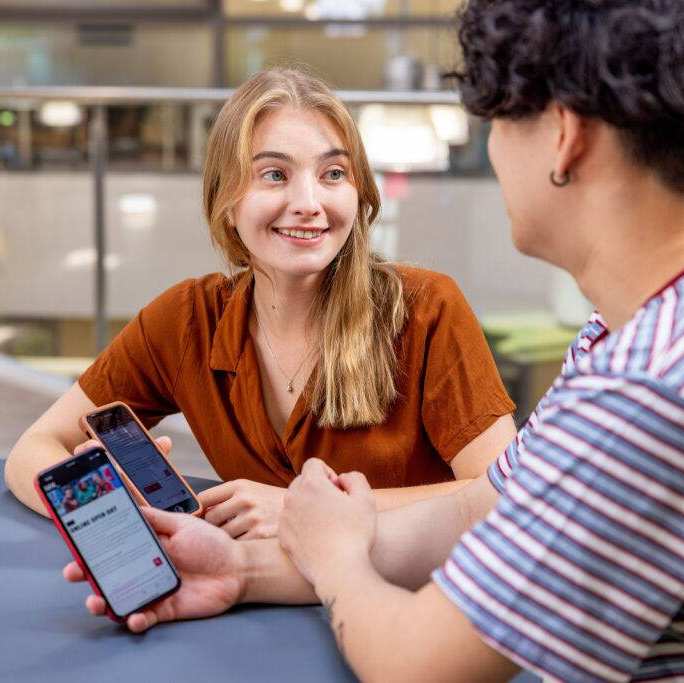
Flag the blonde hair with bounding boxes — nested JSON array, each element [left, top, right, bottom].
[[203, 67, 406, 428]]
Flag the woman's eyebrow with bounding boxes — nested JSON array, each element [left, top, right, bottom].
[[320, 148, 349, 160], [251, 148, 349, 162], [252, 151, 292, 162]]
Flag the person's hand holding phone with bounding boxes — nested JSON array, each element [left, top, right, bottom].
[[62, 507, 246, 633], [199, 479, 286, 540], [74, 434, 173, 459]]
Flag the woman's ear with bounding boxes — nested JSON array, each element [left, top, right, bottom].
[[551, 103, 588, 182]]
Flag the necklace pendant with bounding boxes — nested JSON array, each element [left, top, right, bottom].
[[287, 381, 294, 393]]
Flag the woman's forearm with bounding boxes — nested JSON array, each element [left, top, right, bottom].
[[238, 474, 499, 605], [370, 473, 499, 590], [5, 432, 73, 516], [373, 479, 471, 511]]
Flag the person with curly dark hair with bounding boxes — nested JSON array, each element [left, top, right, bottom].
[[62, 1, 684, 680]]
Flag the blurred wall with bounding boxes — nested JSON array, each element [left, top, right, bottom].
[[0, 171, 555, 320]]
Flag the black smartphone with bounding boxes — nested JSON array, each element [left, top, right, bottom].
[[81, 402, 202, 515], [35, 447, 181, 622]]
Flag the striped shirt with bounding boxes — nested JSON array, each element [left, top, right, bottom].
[[434, 271, 684, 682]]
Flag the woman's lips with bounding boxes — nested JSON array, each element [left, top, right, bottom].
[[273, 227, 329, 243]]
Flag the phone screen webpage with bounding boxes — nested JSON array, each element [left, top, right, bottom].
[[43, 454, 178, 617], [93, 410, 196, 512]]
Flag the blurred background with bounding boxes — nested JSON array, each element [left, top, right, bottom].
[[0, 0, 592, 471]]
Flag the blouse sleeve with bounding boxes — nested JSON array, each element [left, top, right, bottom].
[[418, 272, 515, 462], [78, 278, 196, 428]]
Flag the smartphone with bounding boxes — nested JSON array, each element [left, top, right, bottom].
[[80, 402, 203, 516], [35, 447, 181, 622]]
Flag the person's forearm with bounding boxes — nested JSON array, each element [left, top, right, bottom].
[[373, 479, 471, 511], [5, 433, 72, 516], [238, 474, 499, 606], [313, 556, 515, 683], [371, 473, 499, 590], [239, 537, 317, 605], [315, 556, 420, 683]]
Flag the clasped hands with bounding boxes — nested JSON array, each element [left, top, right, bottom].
[[63, 448, 377, 632]]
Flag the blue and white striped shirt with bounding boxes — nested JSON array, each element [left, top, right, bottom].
[[434, 272, 684, 682]]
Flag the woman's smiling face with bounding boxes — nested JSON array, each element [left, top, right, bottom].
[[233, 105, 359, 280]]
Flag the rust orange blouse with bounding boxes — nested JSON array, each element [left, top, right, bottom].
[[79, 266, 515, 488]]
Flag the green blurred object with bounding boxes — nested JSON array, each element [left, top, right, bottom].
[[0, 110, 15, 127], [482, 311, 582, 425]]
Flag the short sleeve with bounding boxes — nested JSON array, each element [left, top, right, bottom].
[[433, 374, 684, 681], [78, 279, 196, 428], [418, 273, 515, 462]]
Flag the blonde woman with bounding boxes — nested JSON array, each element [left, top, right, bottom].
[[6, 68, 516, 538]]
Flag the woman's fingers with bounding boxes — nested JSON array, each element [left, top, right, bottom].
[[73, 439, 101, 456], [204, 497, 247, 527], [198, 481, 238, 508], [225, 513, 254, 538], [239, 523, 277, 540], [154, 436, 173, 456]]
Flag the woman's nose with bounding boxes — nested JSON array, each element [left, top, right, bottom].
[[288, 174, 322, 217]]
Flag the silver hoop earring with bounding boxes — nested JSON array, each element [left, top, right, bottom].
[[550, 170, 571, 187]]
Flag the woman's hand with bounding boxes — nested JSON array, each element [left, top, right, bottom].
[[199, 480, 286, 540], [63, 507, 246, 633], [279, 458, 377, 588], [73, 435, 173, 457]]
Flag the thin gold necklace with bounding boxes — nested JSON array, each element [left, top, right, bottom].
[[253, 304, 314, 393]]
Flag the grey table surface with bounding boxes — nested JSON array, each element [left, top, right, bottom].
[[0, 460, 540, 683]]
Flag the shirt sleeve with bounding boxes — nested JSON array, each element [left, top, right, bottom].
[[78, 279, 196, 428], [419, 273, 515, 462], [487, 318, 599, 492], [433, 374, 684, 682]]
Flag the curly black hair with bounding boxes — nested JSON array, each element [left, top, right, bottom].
[[456, 0, 684, 192]]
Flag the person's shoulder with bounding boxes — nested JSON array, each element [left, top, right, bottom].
[[394, 264, 470, 315], [138, 272, 238, 336], [585, 286, 684, 392], [160, 271, 247, 317]]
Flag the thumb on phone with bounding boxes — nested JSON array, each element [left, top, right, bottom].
[[140, 506, 189, 536]]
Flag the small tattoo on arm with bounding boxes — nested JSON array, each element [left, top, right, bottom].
[[323, 596, 347, 661]]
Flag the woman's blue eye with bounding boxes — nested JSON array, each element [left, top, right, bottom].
[[264, 170, 286, 182], [326, 169, 345, 181]]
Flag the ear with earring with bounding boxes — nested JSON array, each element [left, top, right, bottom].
[[550, 169, 571, 187]]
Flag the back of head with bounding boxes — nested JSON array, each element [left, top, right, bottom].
[[457, 0, 684, 192]]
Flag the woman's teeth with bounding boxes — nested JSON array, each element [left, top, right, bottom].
[[276, 228, 323, 240]]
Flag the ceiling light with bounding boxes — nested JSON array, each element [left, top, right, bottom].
[[280, 0, 305, 10], [429, 105, 469, 145], [62, 248, 120, 271], [118, 194, 158, 231], [358, 104, 450, 172], [39, 101, 82, 128]]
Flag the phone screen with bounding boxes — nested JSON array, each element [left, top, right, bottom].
[[87, 405, 199, 514], [38, 449, 179, 618]]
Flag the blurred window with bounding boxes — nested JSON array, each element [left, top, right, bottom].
[[0, 23, 213, 87], [0, 0, 208, 6], [225, 24, 457, 90], [223, 0, 462, 17]]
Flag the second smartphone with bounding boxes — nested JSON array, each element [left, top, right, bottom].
[[35, 447, 181, 622], [81, 402, 203, 516]]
